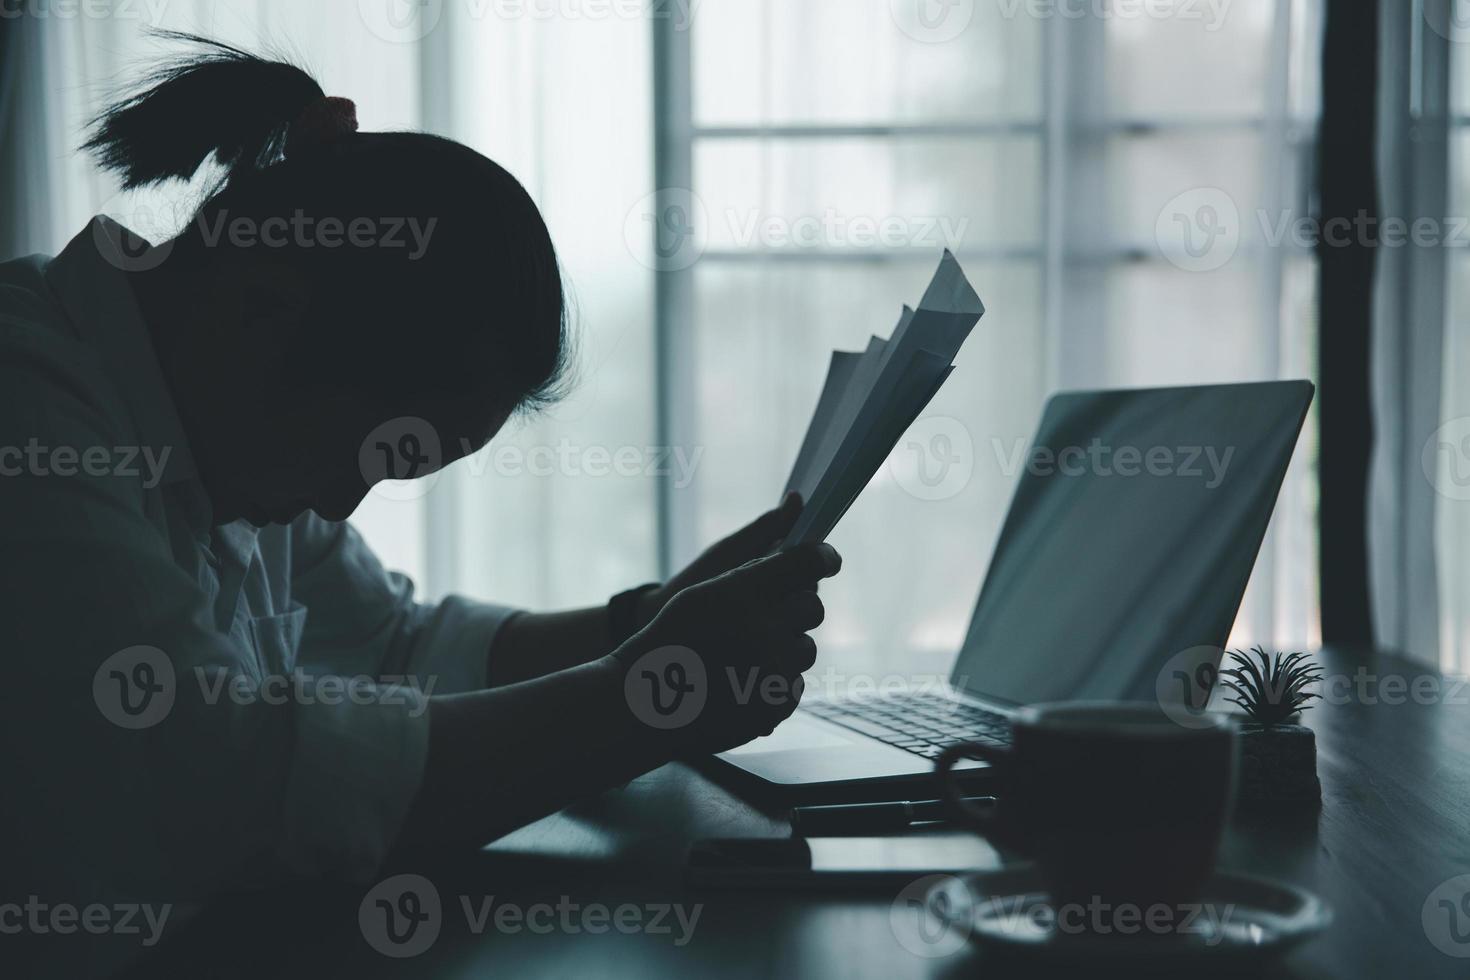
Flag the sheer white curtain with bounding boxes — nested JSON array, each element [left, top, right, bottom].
[[1433, 1, 1470, 673], [674, 0, 1323, 683], [1375, 1, 1470, 674], [406, 3, 658, 610]]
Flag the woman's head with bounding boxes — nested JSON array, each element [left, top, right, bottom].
[[86, 32, 571, 525]]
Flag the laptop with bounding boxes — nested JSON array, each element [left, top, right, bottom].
[[709, 380, 1315, 804]]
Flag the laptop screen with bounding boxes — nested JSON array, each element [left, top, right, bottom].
[[950, 381, 1313, 707]]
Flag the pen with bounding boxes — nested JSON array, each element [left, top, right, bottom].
[[790, 796, 996, 836]]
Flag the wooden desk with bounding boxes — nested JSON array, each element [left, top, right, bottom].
[[122, 647, 1470, 979]]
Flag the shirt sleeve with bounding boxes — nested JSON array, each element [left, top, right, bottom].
[[289, 512, 522, 696], [0, 328, 442, 901]]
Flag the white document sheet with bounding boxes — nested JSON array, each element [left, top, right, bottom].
[[782, 251, 985, 546]]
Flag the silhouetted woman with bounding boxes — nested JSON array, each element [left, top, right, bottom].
[[0, 35, 837, 910]]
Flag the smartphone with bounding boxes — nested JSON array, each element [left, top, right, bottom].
[[685, 834, 1002, 889]]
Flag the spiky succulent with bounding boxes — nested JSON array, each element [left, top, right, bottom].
[[1220, 647, 1323, 726]]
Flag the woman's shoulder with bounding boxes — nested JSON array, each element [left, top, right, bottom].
[[0, 253, 115, 420], [0, 252, 57, 324], [0, 250, 92, 352]]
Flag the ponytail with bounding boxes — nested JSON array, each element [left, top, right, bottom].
[[83, 31, 325, 190], [80, 32, 573, 423]]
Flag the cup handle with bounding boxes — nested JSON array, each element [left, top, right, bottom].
[[936, 741, 1016, 847]]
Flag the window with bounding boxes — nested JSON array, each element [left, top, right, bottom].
[[37, 2, 1324, 672], [656, 0, 1324, 682]]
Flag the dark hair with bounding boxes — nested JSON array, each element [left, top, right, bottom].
[[84, 32, 572, 433]]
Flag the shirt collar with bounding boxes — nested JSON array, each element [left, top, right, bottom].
[[42, 216, 198, 488]]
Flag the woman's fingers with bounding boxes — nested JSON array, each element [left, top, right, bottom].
[[775, 590, 825, 631], [733, 542, 841, 597], [768, 632, 818, 675]]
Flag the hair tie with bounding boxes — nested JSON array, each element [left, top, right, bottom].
[[286, 96, 359, 157]]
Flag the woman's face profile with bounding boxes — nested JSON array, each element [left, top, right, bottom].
[[177, 264, 506, 527]]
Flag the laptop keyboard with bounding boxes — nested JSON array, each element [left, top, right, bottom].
[[802, 691, 1013, 761]]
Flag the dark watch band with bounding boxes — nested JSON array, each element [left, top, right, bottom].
[[608, 583, 661, 647]]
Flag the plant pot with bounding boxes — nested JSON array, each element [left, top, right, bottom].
[[1237, 723, 1320, 806]]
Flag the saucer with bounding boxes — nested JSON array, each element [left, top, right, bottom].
[[926, 864, 1331, 966]]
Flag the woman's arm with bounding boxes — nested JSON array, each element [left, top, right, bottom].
[[487, 606, 615, 685], [392, 542, 840, 856]]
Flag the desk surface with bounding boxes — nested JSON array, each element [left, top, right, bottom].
[[123, 646, 1470, 979]]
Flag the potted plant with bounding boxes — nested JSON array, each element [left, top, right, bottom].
[[1220, 647, 1323, 806]]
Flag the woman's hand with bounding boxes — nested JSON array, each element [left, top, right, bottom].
[[613, 541, 841, 755], [636, 491, 805, 629]]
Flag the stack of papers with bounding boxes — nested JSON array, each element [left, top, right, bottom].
[[783, 251, 986, 546]]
